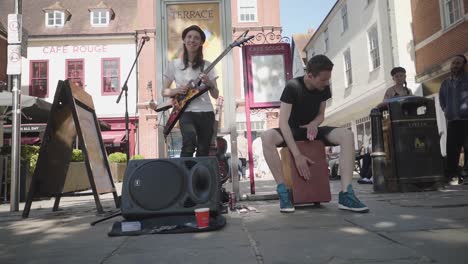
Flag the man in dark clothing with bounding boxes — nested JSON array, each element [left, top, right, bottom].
[[261, 55, 368, 213], [439, 54, 468, 185]]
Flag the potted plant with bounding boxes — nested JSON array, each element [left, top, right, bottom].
[[108, 152, 127, 182], [108, 153, 145, 182], [63, 149, 90, 193]]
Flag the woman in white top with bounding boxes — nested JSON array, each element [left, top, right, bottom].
[[163, 25, 219, 157]]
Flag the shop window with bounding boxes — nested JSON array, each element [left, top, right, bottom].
[[30, 60, 48, 98], [102, 58, 120, 95], [236, 121, 265, 131], [356, 117, 371, 150], [66, 59, 85, 89]]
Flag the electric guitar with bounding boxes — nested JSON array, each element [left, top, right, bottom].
[[157, 33, 254, 137]]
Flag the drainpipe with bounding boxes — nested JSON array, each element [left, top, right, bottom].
[[386, 0, 396, 68]]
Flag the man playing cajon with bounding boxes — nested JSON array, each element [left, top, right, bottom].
[[260, 55, 369, 213]]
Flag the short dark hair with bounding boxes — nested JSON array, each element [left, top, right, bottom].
[[455, 54, 467, 65], [390, 67, 406, 76], [306, 55, 334, 76]]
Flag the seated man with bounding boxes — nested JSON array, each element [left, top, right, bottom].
[[261, 55, 369, 213]]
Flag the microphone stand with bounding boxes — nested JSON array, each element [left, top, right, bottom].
[[116, 36, 149, 164]]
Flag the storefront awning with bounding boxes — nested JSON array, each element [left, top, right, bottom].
[[3, 123, 47, 133], [4, 137, 41, 145], [101, 130, 126, 147], [0, 92, 51, 124]]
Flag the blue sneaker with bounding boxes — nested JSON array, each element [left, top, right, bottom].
[[276, 183, 295, 213], [338, 185, 369, 213]]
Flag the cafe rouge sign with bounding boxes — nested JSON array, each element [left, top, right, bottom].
[[42, 45, 108, 54]]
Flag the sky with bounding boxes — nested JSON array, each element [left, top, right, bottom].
[[280, 0, 336, 38]]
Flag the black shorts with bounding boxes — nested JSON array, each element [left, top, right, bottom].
[[274, 126, 338, 147]]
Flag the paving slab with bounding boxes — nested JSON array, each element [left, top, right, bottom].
[[0, 182, 467, 263]]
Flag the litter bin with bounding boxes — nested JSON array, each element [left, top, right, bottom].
[[372, 96, 445, 192]]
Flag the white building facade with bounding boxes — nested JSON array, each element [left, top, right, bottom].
[[0, 0, 140, 156], [302, 0, 420, 149], [22, 37, 137, 118]]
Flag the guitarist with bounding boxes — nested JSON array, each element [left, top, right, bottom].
[[162, 25, 219, 157]]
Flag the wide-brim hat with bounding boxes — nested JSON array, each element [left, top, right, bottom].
[[182, 25, 206, 43]]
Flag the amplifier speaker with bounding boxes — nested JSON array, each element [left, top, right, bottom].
[[121, 157, 220, 220]]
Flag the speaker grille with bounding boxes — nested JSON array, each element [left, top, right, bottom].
[[129, 160, 185, 211], [187, 162, 214, 204]]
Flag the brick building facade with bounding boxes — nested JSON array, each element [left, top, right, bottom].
[[411, 0, 468, 156], [411, 0, 468, 94]]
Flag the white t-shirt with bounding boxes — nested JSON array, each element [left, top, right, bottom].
[[165, 58, 217, 112]]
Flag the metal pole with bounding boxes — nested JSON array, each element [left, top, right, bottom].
[[370, 108, 386, 193], [10, 0, 22, 212]]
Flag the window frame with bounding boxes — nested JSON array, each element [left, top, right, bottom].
[[45, 10, 65, 27], [90, 9, 110, 26], [29, 60, 49, 98], [440, 0, 464, 29], [238, 0, 258, 23], [324, 28, 329, 52], [367, 26, 380, 70], [341, 4, 349, 33], [343, 49, 353, 86], [66, 59, 85, 89], [101, 58, 120, 95]]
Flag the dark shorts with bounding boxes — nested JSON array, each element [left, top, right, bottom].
[[273, 126, 338, 147]]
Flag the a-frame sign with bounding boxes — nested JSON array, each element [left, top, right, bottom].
[[22, 80, 119, 218]]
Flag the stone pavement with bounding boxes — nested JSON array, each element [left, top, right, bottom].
[[1, 180, 468, 264]]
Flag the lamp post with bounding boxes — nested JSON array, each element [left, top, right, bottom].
[[8, 0, 23, 212]]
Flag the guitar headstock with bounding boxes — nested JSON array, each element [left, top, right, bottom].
[[230, 31, 255, 48]]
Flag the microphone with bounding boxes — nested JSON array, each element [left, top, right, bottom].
[[142, 36, 150, 41]]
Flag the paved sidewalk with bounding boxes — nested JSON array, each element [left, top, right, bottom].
[[1, 180, 468, 264]]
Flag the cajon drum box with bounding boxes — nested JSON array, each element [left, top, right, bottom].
[[280, 141, 331, 205]]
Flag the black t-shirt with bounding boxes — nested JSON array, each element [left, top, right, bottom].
[[280, 76, 331, 128]]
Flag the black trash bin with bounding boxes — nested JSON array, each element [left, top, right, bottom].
[[372, 96, 445, 192]]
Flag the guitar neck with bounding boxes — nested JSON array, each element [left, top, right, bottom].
[[203, 47, 233, 75]]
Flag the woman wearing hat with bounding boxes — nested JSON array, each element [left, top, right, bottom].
[[383, 67, 412, 100], [162, 25, 219, 157]]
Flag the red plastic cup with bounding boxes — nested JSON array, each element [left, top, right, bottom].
[[194, 208, 210, 228]]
